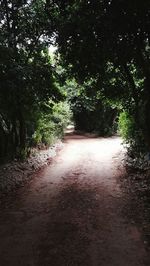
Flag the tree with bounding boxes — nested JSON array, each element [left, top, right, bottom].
[[65, 79, 117, 134], [49, 0, 150, 150], [0, 0, 62, 158]]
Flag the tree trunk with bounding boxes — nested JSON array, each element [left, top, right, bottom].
[[18, 113, 26, 149]]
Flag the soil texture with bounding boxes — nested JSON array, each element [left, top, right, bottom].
[[0, 134, 149, 266]]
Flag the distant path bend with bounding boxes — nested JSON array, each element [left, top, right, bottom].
[[0, 134, 149, 266]]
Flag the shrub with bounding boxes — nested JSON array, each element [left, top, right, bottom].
[[118, 111, 147, 157], [32, 101, 72, 147], [118, 111, 135, 140]]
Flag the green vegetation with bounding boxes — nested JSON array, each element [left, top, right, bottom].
[[66, 79, 117, 135], [118, 112, 135, 141], [49, 0, 150, 157], [0, 0, 71, 161], [32, 101, 72, 147], [0, 0, 150, 162]]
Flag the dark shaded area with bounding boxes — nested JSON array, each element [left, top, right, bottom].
[[52, 0, 150, 152], [73, 101, 117, 135], [37, 183, 98, 266], [120, 168, 150, 249], [1, 0, 150, 162]]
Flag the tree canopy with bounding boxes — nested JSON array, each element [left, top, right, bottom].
[[0, 0, 150, 160], [49, 0, 150, 150], [0, 0, 65, 159]]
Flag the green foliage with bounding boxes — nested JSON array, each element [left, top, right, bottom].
[[118, 112, 135, 141], [50, 0, 150, 153], [0, 0, 150, 162], [32, 101, 72, 147], [65, 79, 117, 135], [118, 111, 147, 156], [52, 102, 72, 129], [0, 0, 63, 159]]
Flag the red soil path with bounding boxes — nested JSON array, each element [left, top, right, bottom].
[[0, 134, 149, 266]]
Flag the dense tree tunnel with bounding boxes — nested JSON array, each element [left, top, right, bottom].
[[0, 1, 150, 265], [0, 0, 150, 161]]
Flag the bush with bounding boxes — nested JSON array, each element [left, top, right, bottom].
[[118, 111, 147, 157], [32, 101, 72, 147], [118, 111, 135, 140]]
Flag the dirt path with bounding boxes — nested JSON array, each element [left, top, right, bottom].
[[0, 135, 149, 266]]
